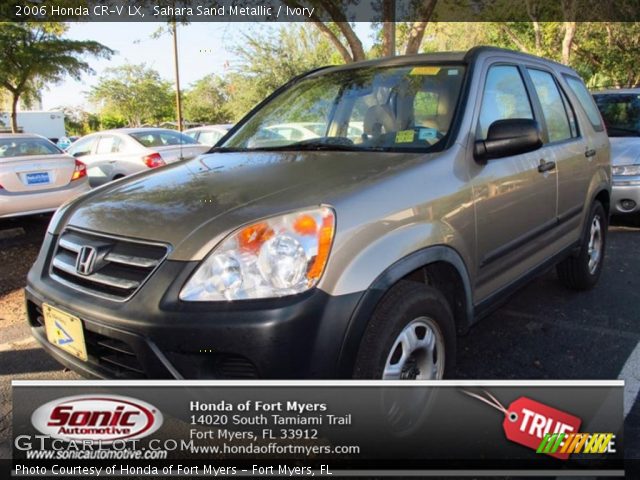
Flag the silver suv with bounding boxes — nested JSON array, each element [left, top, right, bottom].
[[27, 47, 610, 380]]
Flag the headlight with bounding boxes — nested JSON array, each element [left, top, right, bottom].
[[180, 206, 335, 301], [612, 164, 640, 176]]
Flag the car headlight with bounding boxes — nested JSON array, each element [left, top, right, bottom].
[[180, 206, 335, 301], [612, 164, 640, 176]]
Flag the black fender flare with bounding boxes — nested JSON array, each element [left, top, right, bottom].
[[335, 245, 474, 377]]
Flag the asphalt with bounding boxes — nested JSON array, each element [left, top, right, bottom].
[[0, 215, 639, 464]]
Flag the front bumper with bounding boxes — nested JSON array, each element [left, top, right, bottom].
[[26, 233, 363, 379], [612, 178, 640, 215]]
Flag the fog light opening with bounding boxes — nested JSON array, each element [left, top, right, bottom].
[[620, 199, 637, 211]]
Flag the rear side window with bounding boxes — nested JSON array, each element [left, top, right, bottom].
[[95, 136, 122, 154], [528, 69, 575, 143], [478, 65, 534, 139], [67, 137, 96, 158], [564, 75, 604, 131]]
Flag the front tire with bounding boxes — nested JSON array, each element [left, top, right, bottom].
[[556, 201, 607, 290], [353, 281, 456, 379]]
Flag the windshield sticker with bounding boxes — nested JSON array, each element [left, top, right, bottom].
[[418, 128, 439, 140], [410, 66, 441, 76], [395, 130, 415, 143]]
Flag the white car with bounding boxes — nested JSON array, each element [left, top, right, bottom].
[[0, 134, 90, 218], [184, 124, 232, 147], [593, 89, 640, 221], [67, 128, 211, 186]]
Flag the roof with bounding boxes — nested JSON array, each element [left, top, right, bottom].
[[0, 133, 48, 139], [309, 46, 574, 77]]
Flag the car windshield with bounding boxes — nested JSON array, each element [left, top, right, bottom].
[[129, 130, 198, 147], [594, 93, 640, 137], [0, 138, 62, 158], [222, 64, 466, 152]]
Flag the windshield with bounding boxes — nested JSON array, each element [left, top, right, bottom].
[[594, 93, 640, 137], [0, 138, 62, 158], [223, 64, 466, 152]]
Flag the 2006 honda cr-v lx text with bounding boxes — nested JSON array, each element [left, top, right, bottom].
[[27, 47, 610, 380]]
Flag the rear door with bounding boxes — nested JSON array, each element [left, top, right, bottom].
[[88, 135, 123, 180], [525, 67, 588, 231], [471, 63, 558, 300]]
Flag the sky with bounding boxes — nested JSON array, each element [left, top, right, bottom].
[[40, 22, 375, 111]]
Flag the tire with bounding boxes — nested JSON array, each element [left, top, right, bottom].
[[353, 281, 456, 379], [556, 201, 607, 291]]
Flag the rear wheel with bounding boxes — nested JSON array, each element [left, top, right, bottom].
[[556, 201, 607, 290], [353, 281, 456, 379]]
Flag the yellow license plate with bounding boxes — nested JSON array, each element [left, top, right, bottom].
[[43, 304, 88, 362]]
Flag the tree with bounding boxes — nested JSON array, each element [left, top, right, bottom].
[[88, 64, 175, 127], [225, 24, 338, 119], [0, 23, 112, 132], [183, 75, 232, 124], [284, 0, 437, 62], [59, 106, 100, 136]]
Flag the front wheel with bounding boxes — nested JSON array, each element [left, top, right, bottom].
[[353, 281, 456, 379], [556, 201, 607, 290]]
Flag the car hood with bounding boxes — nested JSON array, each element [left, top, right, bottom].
[[60, 150, 423, 260], [609, 137, 640, 166]]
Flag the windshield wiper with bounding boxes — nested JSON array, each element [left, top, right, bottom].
[[252, 140, 388, 152], [208, 146, 250, 153]]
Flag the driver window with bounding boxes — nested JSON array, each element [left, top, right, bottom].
[[478, 65, 534, 140]]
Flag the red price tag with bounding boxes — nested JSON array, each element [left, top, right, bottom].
[[463, 390, 582, 460], [503, 396, 581, 460]]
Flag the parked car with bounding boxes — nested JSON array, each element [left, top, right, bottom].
[[184, 124, 233, 147], [0, 134, 90, 218], [66, 128, 210, 186], [56, 136, 79, 151], [27, 47, 610, 380], [593, 89, 640, 221]]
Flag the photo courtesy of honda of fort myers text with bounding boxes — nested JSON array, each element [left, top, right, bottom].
[[1, 0, 640, 478]]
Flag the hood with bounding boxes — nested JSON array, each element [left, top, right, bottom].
[[609, 137, 640, 166], [60, 150, 423, 260]]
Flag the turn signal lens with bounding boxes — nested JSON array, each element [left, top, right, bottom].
[[238, 222, 274, 253], [293, 214, 318, 236], [71, 159, 87, 181], [308, 215, 334, 280]]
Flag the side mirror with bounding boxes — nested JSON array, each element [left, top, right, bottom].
[[474, 118, 542, 163]]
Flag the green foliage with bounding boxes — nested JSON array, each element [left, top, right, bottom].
[[88, 63, 175, 127], [420, 22, 640, 89], [0, 22, 112, 132], [225, 24, 340, 120], [61, 106, 100, 136], [183, 74, 232, 124]]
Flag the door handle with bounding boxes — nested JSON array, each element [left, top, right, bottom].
[[538, 159, 556, 173], [585, 148, 596, 158]]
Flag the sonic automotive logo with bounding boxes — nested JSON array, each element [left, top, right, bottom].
[[31, 395, 163, 443]]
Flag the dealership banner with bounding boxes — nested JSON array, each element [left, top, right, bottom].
[[6, 380, 624, 477]]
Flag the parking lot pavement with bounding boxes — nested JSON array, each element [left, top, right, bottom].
[[0, 216, 638, 459], [456, 218, 640, 458]]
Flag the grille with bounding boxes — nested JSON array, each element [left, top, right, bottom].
[[50, 229, 168, 301]]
